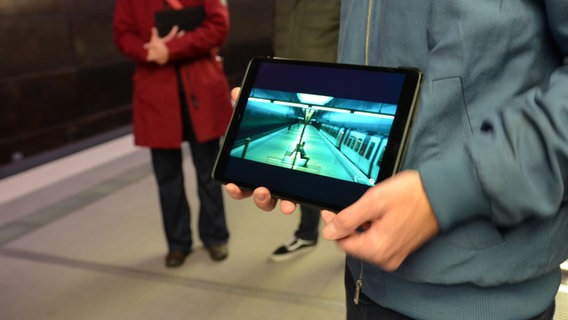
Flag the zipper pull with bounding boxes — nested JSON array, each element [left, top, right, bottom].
[[353, 278, 363, 305], [354, 260, 364, 305]]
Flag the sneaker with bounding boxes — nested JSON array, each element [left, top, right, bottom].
[[270, 237, 316, 262]]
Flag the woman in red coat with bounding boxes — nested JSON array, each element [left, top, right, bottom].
[[113, 0, 233, 267]]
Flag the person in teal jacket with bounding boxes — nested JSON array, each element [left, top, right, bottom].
[[227, 1, 568, 319]]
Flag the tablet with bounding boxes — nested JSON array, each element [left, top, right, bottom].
[[213, 57, 423, 212]]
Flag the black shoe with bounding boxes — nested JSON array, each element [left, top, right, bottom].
[[206, 245, 228, 261], [165, 251, 189, 268], [270, 237, 316, 262]]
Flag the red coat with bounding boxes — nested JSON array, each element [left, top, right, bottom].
[[113, 0, 233, 147]]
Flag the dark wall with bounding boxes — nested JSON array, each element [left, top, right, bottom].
[[222, 0, 274, 87], [0, 0, 274, 177]]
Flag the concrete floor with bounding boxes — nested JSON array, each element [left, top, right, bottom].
[[2, 134, 568, 320], [0, 135, 345, 320]]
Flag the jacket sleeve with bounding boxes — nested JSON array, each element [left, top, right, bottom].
[[420, 1, 568, 232], [112, 0, 149, 63], [166, 0, 230, 62]]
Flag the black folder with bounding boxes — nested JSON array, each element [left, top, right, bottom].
[[154, 6, 205, 37]]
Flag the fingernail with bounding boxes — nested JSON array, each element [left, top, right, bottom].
[[323, 223, 337, 238], [328, 223, 337, 235]]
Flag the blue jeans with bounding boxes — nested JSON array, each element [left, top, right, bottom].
[[150, 142, 229, 253], [150, 88, 229, 253]]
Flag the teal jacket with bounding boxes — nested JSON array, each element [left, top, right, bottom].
[[339, 1, 568, 319]]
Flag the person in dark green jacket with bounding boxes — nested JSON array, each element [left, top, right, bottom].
[[269, 0, 341, 262]]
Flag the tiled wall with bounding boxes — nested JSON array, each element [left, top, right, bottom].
[[0, 0, 273, 171]]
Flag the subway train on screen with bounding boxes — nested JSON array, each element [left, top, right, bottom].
[[319, 123, 388, 183]]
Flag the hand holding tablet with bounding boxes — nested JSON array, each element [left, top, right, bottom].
[[214, 57, 423, 211]]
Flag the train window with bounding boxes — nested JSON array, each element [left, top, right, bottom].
[[354, 139, 362, 153], [365, 142, 376, 159], [359, 142, 368, 156], [360, 135, 371, 156], [376, 142, 386, 167], [359, 141, 368, 156]]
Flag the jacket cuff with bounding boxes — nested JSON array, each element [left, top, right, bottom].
[[418, 150, 492, 232]]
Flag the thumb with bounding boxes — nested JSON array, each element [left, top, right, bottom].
[[321, 210, 340, 240], [231, 87, 241, 106], [163, 25, 180, 41], [321, 210, 335, 224], [150, 27, 159, 39]]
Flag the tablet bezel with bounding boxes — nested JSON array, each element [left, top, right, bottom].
[[213, 57, 422, 212]]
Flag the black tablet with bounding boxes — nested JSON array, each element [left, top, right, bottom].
[[213, 57, 423, 212]]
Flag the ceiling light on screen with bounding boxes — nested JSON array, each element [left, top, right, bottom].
[[297, 93, 333, 105]]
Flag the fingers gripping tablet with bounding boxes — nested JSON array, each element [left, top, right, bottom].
[[213, 57, 423, 212]]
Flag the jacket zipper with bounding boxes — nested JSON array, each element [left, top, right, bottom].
[[364, 0, 374, 66], [354, 259, 364, 305], [354, 0, 374, 305]]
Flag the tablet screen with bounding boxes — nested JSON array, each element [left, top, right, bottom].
[[213, 57, 422, 211]]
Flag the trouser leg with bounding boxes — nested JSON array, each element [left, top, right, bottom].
[[295, 205, 320, 242], [189, 138, 229, 247], [183, 117, 229, 247], [150, 148, 192, 254]]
